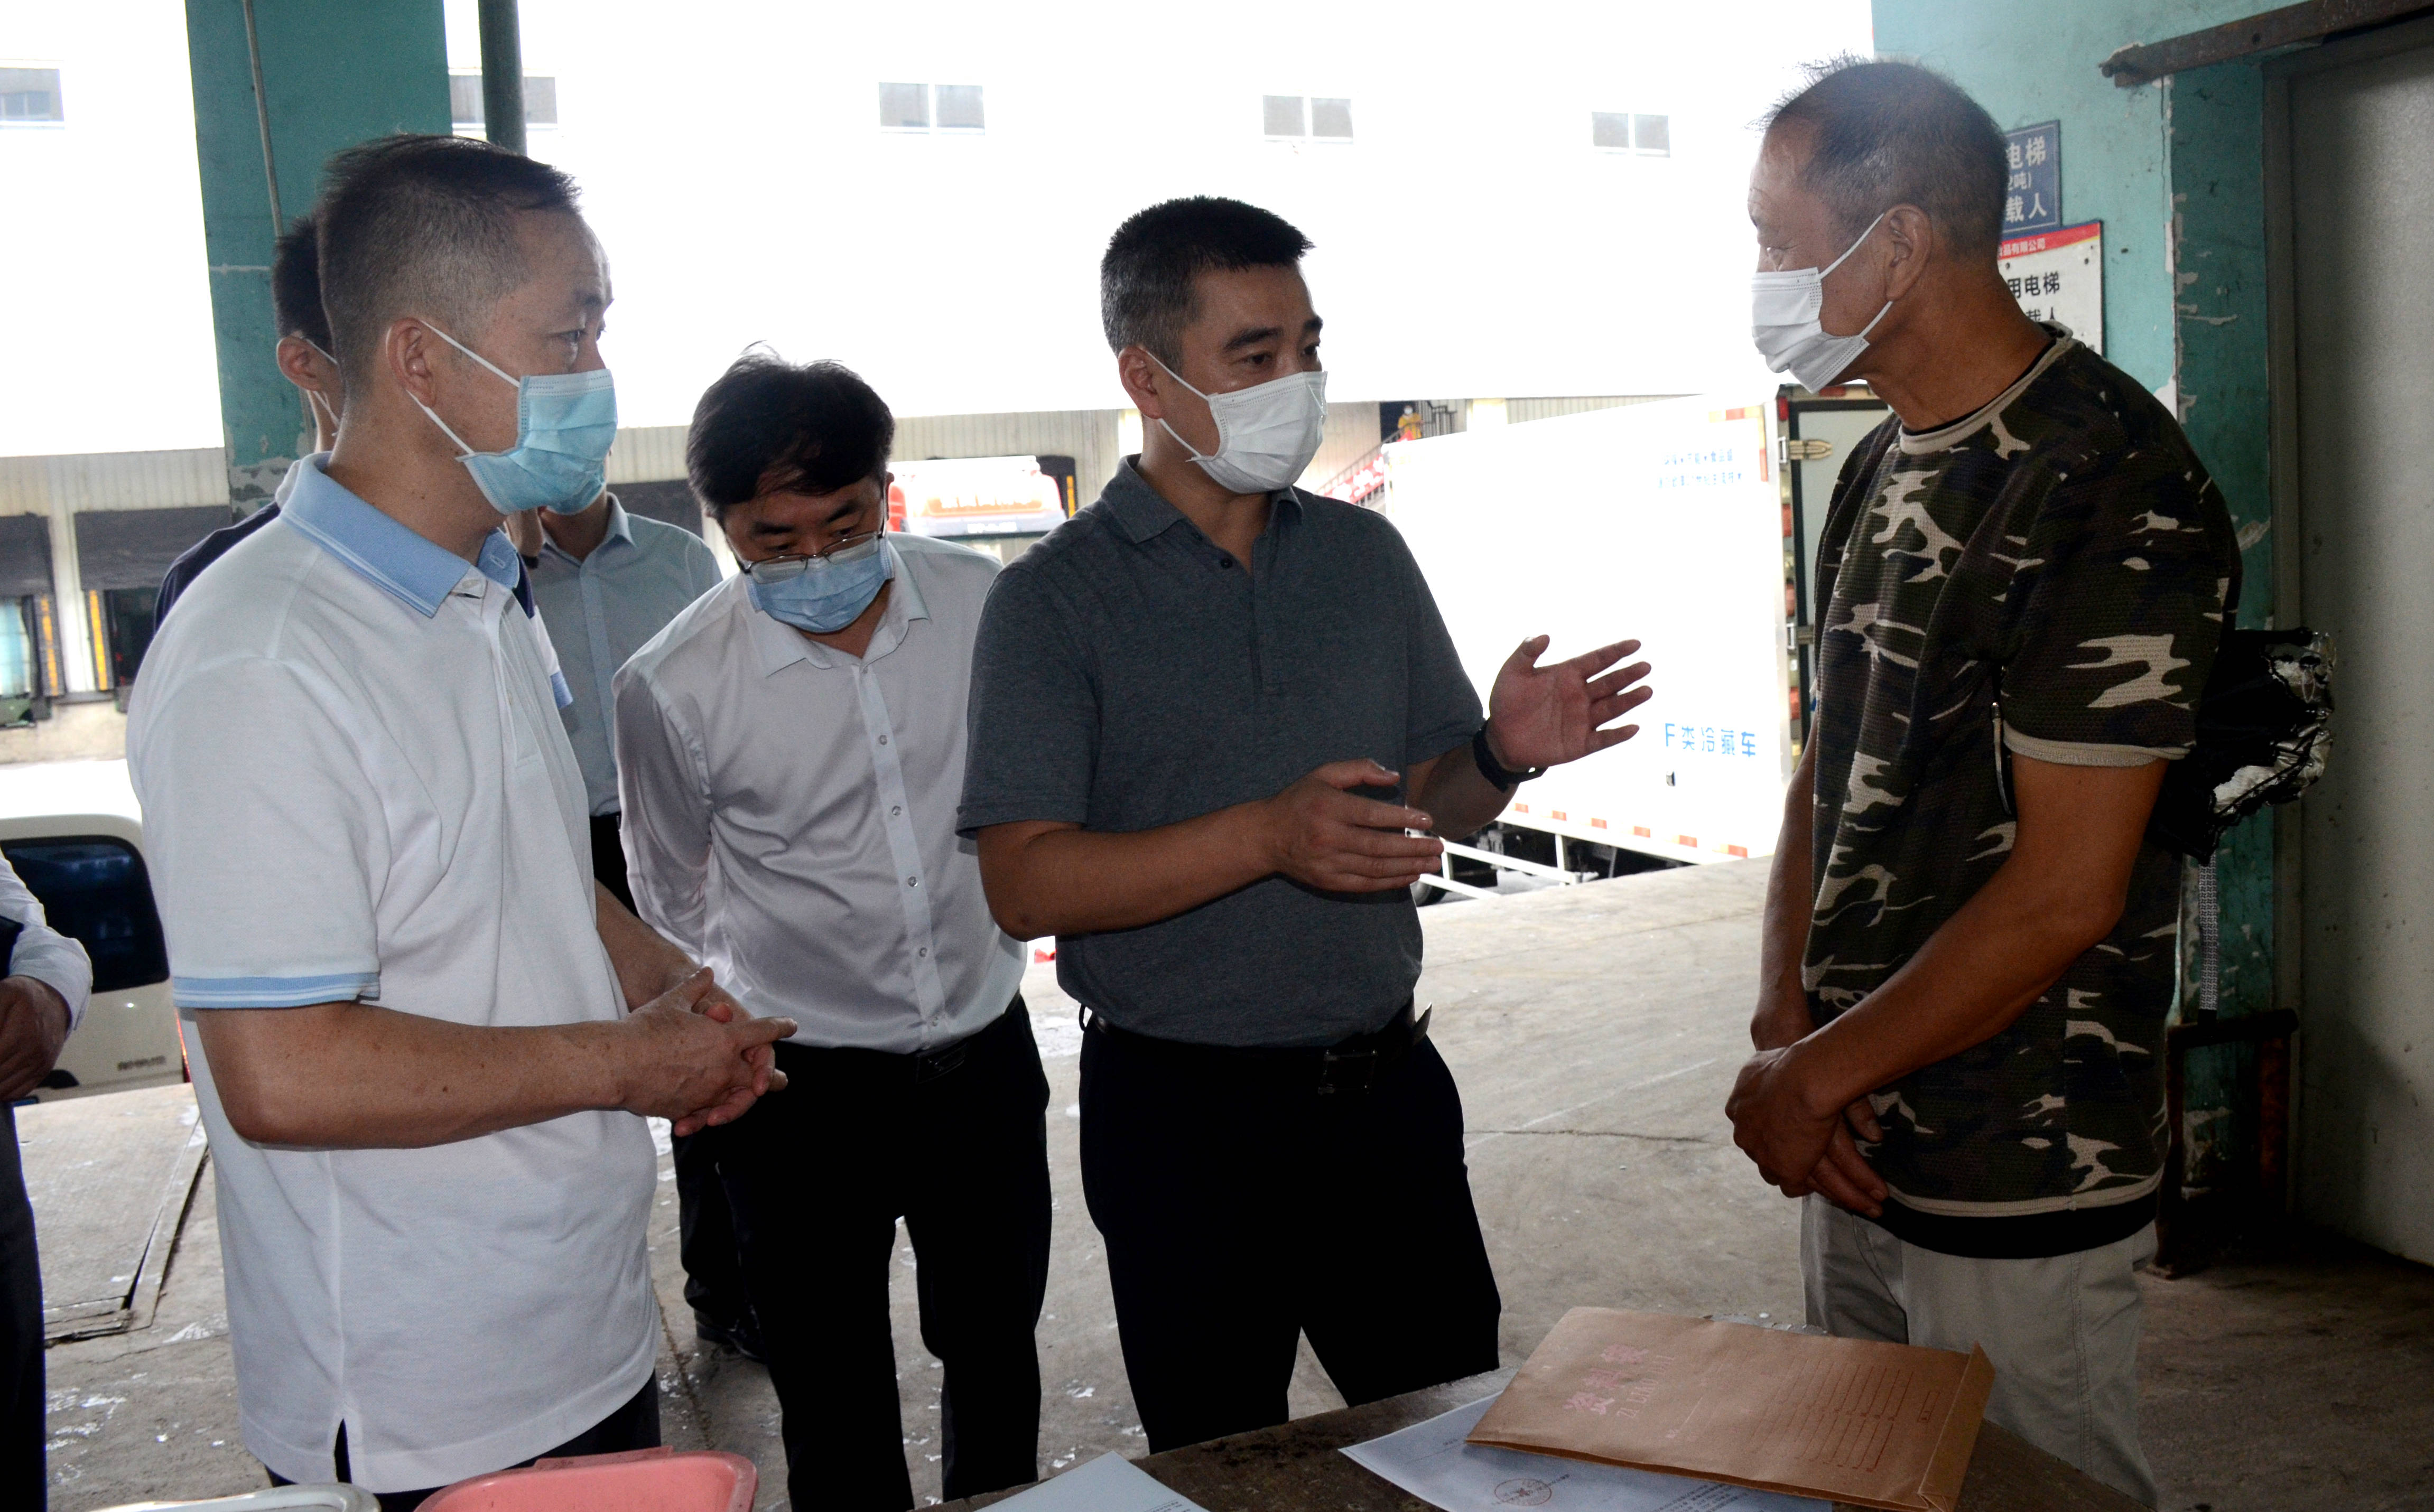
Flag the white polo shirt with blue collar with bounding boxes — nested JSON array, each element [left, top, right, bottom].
[[126, 457, 657, 1494]]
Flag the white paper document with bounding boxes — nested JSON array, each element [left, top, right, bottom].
[[986, 1452, 1209, 1512], [1342, 1396, 1831, 1512]]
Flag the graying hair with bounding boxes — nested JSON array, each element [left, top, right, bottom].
[[1763, 57, 2008, 258]]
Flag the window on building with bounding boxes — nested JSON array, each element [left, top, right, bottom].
[[1266, 95, 1351, 141], [0, 66, 63, 123], [1592, 110, 1670, 155], [450, 73, 559, 128], [934, 83, 984, 131], [879, 81, 928, 129], [881, 83, 986, 133]]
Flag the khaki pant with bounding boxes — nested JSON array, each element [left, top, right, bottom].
[[1801, 1196, 2158, 1507]]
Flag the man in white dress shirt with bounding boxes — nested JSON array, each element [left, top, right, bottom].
[[616, 354, 1047, 1511], [0, 850, 91, 1508], [127, 135, 792, 1510], [522, 495, 751, 1359]]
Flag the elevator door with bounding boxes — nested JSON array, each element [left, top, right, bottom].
[[2287, 32, 2434, 1264]]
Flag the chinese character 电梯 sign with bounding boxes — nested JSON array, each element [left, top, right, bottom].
[[2004, 119, 2060, 235], [2000, 219, 2103, 354]]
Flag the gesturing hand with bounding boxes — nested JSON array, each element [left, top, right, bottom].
[[1486, 636, 1654, 771], [1261, 759, 1445, 893]]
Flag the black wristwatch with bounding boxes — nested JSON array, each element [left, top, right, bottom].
[[1471, 724, 1544, 790]]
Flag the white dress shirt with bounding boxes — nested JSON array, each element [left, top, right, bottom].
[[126, 458, 656, 1492], [0, 852, 91, 1028], [526, 498, 722, 816], [615, 534, 1025, 1054]]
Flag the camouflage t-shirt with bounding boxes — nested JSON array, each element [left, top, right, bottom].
[[1807, 332, 2239, 1258]]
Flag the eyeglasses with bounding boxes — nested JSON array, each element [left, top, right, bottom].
[[737, 529, 886, 584]]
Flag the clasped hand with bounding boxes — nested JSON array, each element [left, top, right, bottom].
[[0, 975, 70, 1103], [624, 968, 795, 1137], [1725, 1041, 1890, 1218]]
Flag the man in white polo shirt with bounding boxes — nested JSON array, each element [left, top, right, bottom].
[[127, 136, 792, 1510]]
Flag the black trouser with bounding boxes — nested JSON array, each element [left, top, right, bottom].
[[592, 810, 751, 1331], [0, 1106, 45, 1511], [1079, 1012, 1503, 1454], [589, 813, 635, 912], [674, 1128, 749, 1330], [270, 1377, 659, 1511], [715, 1000, 1051, 1511]]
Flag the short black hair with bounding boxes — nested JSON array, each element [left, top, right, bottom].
[[687, 352, 895, 522], [315, 134, 583, 389], [1763, 57, 2008, 259], [1100, 197, 1313, 361], [270, 213, 332, 351]]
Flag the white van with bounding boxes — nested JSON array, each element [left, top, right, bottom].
[[0, 758, 184, 1099]]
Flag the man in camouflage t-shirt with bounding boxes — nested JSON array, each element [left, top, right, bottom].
[[1726, 61, 2236, 1506], [1803, 328, 2235, 1244]]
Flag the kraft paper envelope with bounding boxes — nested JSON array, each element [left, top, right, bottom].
[[1468, 1309, 1995, 1512]]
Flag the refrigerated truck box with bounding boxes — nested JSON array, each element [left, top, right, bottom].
[[1375, 393, 1794, 866]]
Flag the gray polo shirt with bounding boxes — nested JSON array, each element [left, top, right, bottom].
[[958, 458, 1480, 1047]]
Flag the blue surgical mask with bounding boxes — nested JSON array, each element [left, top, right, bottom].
[[746, 536, 895, 634], [411, 322, 618, 515]]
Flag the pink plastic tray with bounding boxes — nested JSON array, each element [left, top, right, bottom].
[[420, 1447, 755, 1512]]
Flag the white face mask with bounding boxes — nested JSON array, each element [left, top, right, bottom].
[[1150, 355, 1329, 495], [1751, 211, 1893, 392]]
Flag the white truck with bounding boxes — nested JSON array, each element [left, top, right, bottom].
[[1374, 393, 1806, 894]]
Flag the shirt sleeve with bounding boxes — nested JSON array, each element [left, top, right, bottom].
[[0, 853, 91, 1031], [956, 564, 1099, 834], [612, 660, 715, 956], [130, 656, 385, 1009], [2000, 455, 2235, 767], [1387, 521, 1483, 765]]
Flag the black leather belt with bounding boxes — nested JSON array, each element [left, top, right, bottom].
[[1083, 1000, 1430, 1096], [911, 994, 1024, 1084]]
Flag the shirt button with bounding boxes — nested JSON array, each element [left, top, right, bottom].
[[907, 876, 920, 888], [878, 735, 889, 745], [891, 805, 903, 817], [1219, 556, 1235, 569], [918, 947, 929, 958]]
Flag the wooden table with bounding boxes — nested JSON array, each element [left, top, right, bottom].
[[942, 1370, 2147, 1512]]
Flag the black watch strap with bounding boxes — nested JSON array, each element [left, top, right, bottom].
[[1471, 724, 1544, 790]]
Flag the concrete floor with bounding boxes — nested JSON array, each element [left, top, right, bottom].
[[38, 861, 2434, 1509]]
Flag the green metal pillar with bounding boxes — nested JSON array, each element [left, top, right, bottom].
[[184, 0, 450, 509]]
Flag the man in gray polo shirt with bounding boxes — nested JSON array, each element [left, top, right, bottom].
[[960, 196, 1652, 1452]]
